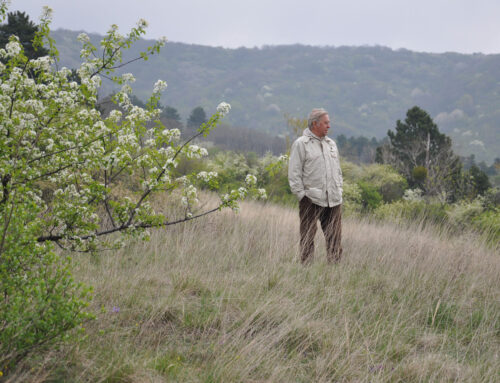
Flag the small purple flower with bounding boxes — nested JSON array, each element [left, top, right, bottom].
[[112, 306, 120, 313], [369, 364, 384, 373]]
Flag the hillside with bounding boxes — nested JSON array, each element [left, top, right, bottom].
[[8, 198, 499, 381], [52, 29, 500, 163]]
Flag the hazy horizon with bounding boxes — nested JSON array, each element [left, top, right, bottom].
[[12, 0, 500, 55]]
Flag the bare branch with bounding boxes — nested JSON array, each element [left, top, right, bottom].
[[36, 206, 222, 243], [103, 170, 116, 228]]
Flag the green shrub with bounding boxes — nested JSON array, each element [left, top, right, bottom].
[[340, 160, 364, 181], [412, 166, 428, 184], [342, 181, 363, 215], [483, 187, 500, 209], [357, 181, 383, 211], [471, 210, 500, 244], [361, 164, 408, 202], [0, 199, 92, 366], [446, 198, 484, 229], [374, 200, 448, 226]]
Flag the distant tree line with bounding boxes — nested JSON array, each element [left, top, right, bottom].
[[122, 98, 498, 195], [336, 135, 381, 163]]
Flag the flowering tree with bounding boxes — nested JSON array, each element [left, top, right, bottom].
[[0, 3, 265, 366]]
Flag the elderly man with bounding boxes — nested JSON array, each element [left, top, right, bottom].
[[288, 108, 343, 263]]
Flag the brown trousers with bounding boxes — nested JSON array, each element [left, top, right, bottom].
[[299, 197, 342, 263]]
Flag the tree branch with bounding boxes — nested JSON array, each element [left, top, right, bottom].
[[0, 174, 11, 205], [0, 197, 15, 256], [103, 170, 116, 228], [123, 126, 210, 227], [36, 206, 221, 243], [28, 133, 105, 164]]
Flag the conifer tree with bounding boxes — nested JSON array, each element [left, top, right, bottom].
[[0, 11, 48, 60]]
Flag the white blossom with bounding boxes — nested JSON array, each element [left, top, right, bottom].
[[137, 154, 150, 167], [158, 36, 168, 47], [278, 154, 289, 162], [403, 188, 423, 202], [41, 6, 53, 20], [161, 128, 180, 142], [121, 73, 135, 83], [197, 171, 218, 182], [144, 138, 156, 147], [46, 138, 54, 151], [137, 18, 149, 28], [245, 174, 257, 186], [216, 102, 231, 116], [153, 80, 167, 94], [257, 188, 267, 199], [160, 173, 170, 183], [176, 176, 188, 186], [31, 56, 53, 71], [238, 187, 247, 199], [181, 185, 199, 207], [5, 38, 21, 56], [166, 158, 178, 168], [186, 145, 208, 159], [77, 33, 90, 43], [108, 110, 122, 123], [121, 84, 133, 95]]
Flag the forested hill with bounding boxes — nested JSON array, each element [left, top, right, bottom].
[[52, 29, 500, 163]]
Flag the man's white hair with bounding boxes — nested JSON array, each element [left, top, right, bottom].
[[308, 108, 328, 129]]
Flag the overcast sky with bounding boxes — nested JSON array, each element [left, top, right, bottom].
[[10, 0, 500, 54]]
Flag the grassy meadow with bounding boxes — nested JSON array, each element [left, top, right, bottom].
[[7, 197, 499, 382]]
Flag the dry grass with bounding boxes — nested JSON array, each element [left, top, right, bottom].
[[8, 198, 500, 382]]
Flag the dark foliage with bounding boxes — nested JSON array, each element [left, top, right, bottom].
[[207, 124, 286, 155], [0, 11, 48, 60], [336, 134, 381, 163], [378, 106, 462, 197], [466, 165, 492, 197], [162, 105, 181, 122]]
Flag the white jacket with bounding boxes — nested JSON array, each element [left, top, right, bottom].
[[288, 128, 343, 207]]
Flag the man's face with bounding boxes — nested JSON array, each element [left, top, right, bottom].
[[312, 114, 330, 138]]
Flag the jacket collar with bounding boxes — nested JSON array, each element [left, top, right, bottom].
[[303, 128, 332, 143], [303, 128, 322, 140]]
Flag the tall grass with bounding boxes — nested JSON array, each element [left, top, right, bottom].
[[7, 198, 499, 382]]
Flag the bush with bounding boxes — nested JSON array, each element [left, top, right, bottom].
[[483, 187, 500, 209], [446, 198, 485, 228], [340, 160, 364, 181], [374, 200, 448, 226], [412, 165, 428, 184], [342, 181, 363, 215], [364, 164, 408, 202], [472, 210, 500, 243], [357, 181, 383, 210], [445, 197, 500, 244], [343, 163, 407, 203], [0, 198, 92, 366]]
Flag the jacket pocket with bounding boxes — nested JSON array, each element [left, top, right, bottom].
[[330, 147, 338, 159], [305, 188, 323, 200]]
